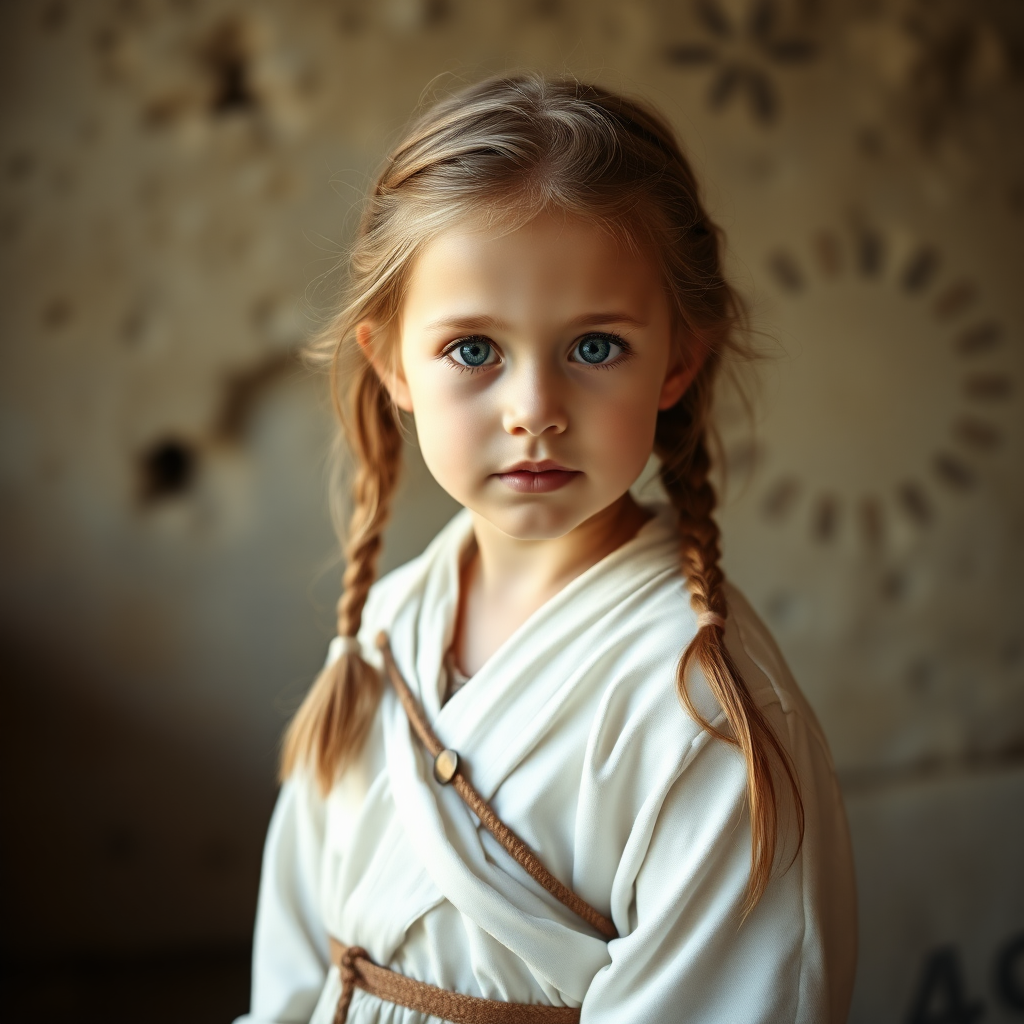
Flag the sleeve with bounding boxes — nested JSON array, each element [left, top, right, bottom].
[[580, 727, 826, 1024], [233, 774, 330, 1024]]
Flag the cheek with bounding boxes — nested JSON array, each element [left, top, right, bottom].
[[582, 381, 661, 478], [408, 382, 485, 496]]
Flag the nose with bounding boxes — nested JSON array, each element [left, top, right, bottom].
[[501, 361, 568, 437]]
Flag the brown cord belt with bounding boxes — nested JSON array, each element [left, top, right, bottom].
[[329, 632, 617, 1023], [330, 938, 580, 1023]]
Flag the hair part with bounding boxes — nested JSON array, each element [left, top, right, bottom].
[[281, 71, 803, 914]]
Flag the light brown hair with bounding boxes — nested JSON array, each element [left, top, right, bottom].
[[282, 72, 803, 913]]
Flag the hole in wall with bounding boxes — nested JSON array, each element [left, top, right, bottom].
[[139, 438, 198, 502], [204, 20, 257, 116]]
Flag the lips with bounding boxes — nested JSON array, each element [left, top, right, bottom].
[[494, 460, 581, 494]]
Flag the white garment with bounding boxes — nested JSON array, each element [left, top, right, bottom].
[[236, 506, 857, 1024]]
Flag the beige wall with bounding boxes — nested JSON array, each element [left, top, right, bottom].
[[1, 0, 1022, 1019]]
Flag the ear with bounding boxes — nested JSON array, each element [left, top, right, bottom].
[[356, 321, 414, 413], [657, 337, 706, 411]]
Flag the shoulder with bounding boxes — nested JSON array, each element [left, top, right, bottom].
[[583, 563, 832, 786], [721, 583, 835, 762], [357, 509, 472, 649]]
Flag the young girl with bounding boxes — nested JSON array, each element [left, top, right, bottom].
[[238, 74, 857, 1024]]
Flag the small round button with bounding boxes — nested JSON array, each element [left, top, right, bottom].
[[433, 748, 459, 785]]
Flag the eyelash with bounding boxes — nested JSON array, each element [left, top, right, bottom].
[[441, 332, 632, 373]]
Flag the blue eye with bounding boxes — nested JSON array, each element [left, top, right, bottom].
[[449, 337, 495, 368], [572, 333, 622, 365]]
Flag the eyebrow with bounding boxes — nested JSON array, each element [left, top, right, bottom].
[[423, 311, 648, 332]]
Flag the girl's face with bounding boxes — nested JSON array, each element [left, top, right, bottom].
[[367, 211, 697, 541]]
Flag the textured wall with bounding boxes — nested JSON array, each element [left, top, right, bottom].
[[1, 0, 1021, 1020]]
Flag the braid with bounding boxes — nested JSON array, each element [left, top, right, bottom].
[[281, 366, 402, 793], [658, 408, 804, 916]]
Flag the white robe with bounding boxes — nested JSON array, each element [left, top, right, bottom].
[[236, 506, 857, 1024]]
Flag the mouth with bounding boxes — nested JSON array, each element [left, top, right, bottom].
[[493, 460, 582, 494]]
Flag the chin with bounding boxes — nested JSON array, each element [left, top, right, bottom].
[[482, 501, 593, 541]]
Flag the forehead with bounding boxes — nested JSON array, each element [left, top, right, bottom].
[[402, 211, 667, 325]]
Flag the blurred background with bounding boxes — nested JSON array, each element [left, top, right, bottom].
[[0, 0, 1022, 1021]]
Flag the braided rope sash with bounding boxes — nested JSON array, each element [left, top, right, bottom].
[[330, 938, 580, 1024], [329, 633, 618, 1024]]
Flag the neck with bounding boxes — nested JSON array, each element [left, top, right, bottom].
[[453, 492, 651, 675], [468, 493, 651, 618]]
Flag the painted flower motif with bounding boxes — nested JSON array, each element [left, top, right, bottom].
[[666, 0, 817, 124]]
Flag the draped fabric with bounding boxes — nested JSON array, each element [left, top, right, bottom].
[[237, 506, 857, 1024]]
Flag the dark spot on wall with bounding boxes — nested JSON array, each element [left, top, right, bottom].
[[933, 280, 977, 320], [955, 321, 1002, 354], [953, 417, 1001, 450], [204, 21, 257, 116], [709, 64, 743, 109], [725, 440, 761, 479], [744, 68, 777, 122], [901, 246, 940, 293], [764, 590, 797, 626], [856, 126, 885, 158], [881, 568, 908, 602], [812, 493, 838, 541], [859, 496, 884, 548], [421, 0, 451, 27], [139, 438, 198, 502], [338, 5, 366, 33], [761, 476, 801, 520], [933, 453, 976, 490], [905, 658, 934, 693], [697, 0, 733, 39], [215, 351, 296, 442], [767, 249, 803, 291], [40, 1, 68, 32], [995, 931, 1024, 1011], [533, 0, 561, 18], [964, 373, 1012, 400], [42, 297, 73, 329], [898, 481, 932, 525]]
